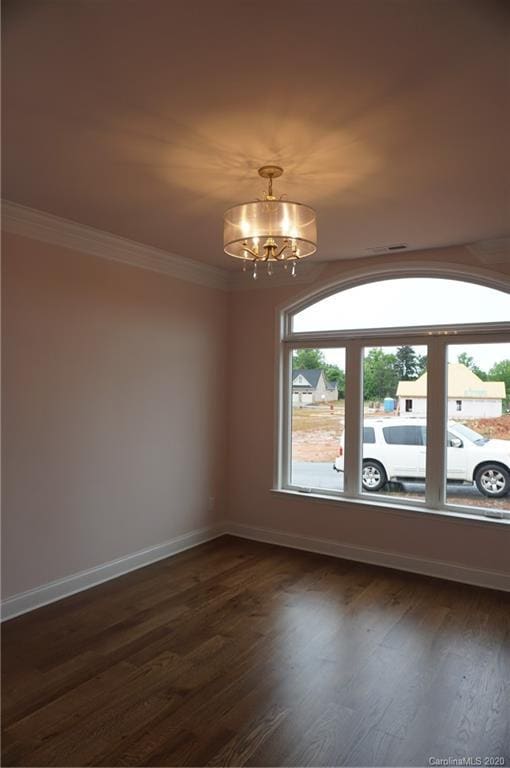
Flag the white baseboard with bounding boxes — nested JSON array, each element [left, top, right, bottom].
[[1, 524, 226, 621], [224, 521, 510, 592], [3, 519, 508, 621]]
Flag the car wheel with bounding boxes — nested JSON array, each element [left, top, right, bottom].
[[362, 460, 387, 492], [474, 464, 510, 498]]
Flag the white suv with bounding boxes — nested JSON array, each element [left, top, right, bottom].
[[334, 417, 510, 498]]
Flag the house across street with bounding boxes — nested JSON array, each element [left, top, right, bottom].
[[397, 362, 505, 419], [292, 368, 338, 406]]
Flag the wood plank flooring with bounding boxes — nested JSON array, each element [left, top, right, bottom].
[[2, 535, 509, 766]]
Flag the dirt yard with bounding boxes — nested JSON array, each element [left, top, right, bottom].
[[291, 402, 344, 462], [292, 406, 510, 463], [463, 413, 510, 440]]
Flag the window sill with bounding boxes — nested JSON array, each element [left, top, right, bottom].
[[270, 488, 510, 528]]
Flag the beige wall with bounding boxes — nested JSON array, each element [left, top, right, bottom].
[[2, 232, 228, 598], [227, 246, 510, 575], [2, 234, 509, 603]]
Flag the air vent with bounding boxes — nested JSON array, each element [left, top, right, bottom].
[[366, 243, 408, 255]]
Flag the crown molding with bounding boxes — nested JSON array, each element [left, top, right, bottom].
[[1, 200, 231, 291], [467, 237, 510, 265], [1, 200, 329, 292], [8, 201, 501, 294]]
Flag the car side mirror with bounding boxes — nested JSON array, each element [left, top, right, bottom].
[[449, 437, 463, 448]]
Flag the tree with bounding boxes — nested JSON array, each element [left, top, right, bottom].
[[292, 348, 326, 369], [472, 365, 487, 381], [457, 351, 474, 369], [395, 345, 419, 381], [416, 354, 427, 376], [456, 351, 487, 381], [488, 359, 510, 408], [363, 348, 398, 401]]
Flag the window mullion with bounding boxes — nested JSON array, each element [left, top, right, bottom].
[[279, 345, 292, 488], [344, 342, 362, 496], [425, 339, 447, 508]]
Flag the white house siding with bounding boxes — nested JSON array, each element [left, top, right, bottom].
[[399, 397, 427, 416], [398, 397, 502, 419], [313, 374, 337, 403], [292, 389, 336, 405], [293, 392, 313, 406], [448, 398, 502, 419]]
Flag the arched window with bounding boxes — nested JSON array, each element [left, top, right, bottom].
[[278, 271, 510, 520]]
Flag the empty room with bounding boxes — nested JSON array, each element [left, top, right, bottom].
[[2, 0, 509, 766]]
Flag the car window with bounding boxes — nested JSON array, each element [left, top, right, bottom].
[[363, 426, 376, 444], [383, 425, 424, 446], [451, 422, 487, 446]]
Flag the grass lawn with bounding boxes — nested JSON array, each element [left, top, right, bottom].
[[291, 400, 345, 432]]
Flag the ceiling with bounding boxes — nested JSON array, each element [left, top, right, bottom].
[[2, 0, 509, 269]]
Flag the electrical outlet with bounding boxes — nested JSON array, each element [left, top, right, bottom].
[[208, 496, 215, 512]]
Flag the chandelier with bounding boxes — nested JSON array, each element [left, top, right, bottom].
[[223, 165, 317, 279]]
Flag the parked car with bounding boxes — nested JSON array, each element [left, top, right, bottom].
[[333, 417, 510, 498]]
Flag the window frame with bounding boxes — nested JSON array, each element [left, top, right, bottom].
[[276, 270, 510, 522]]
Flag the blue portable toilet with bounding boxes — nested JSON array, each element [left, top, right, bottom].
[[383, 397, 395, 412]]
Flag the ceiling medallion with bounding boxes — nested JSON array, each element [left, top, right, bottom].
[[223, 165, 317, 279]]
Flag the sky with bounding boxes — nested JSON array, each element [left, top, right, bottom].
[[293, 278, 510, 371]]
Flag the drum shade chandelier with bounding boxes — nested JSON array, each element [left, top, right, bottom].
[[223, 165, 317, 279]]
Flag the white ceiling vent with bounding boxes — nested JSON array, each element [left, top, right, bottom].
[[366, 243, 408, 255]]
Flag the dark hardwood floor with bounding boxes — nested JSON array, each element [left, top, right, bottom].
[[2, 535, 509, 766]]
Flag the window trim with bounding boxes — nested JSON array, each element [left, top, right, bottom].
[[282, 262, 510, 330], [270, 487, 510, 528], [275, 264, 510, 522]]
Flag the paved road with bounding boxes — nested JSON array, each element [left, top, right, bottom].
[[291, 461, 484, 501], [292, 462, 344, 491]]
